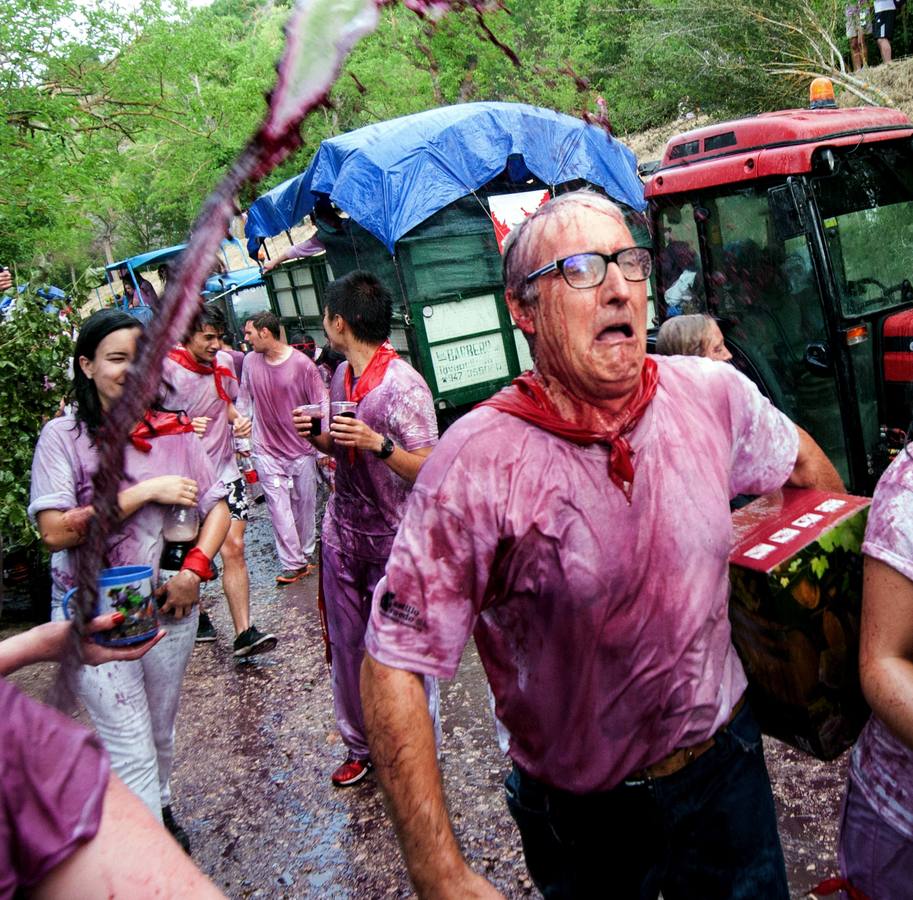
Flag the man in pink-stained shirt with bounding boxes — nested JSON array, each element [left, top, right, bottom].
[[360, 191, 844, 899], [240, 310, 327, 585], [292, 271, 438, 789], [162, 304, 277, 658]]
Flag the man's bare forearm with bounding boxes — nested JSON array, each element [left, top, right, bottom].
[[360, 655, 501, 900], [787, 427, 845, 492]]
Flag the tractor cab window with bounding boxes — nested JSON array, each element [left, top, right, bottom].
[[697, 184, 847, 483], [811, 145, 913, 318], [655, 203, 706, 316]]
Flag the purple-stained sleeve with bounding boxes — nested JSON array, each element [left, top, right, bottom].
[[181, 431, 225, 517], [28, 418, 79, 519], [284, 236, 326, 259], [862, 451, 913, 582], [303, 354, 329, 408], [719, 364, 799, 497], [365, 415, 500, 679], [387, 369, 437, 452], [0, 679, 110, 893], [217, 350, 239, 403], [236, 361, 253, 419]]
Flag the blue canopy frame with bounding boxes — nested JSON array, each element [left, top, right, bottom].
[[245, 101, 646, 255], [104, 239, 262, 317]]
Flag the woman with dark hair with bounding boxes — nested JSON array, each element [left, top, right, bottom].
[[28, 308, 230, 853], [316, 343, 345, 390]]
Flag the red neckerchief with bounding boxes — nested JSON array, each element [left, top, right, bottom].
[[167, 347, 237, 403], [129, 410, 194, 453], [479, 358, 660, 503], [344, 340, 399, 402]]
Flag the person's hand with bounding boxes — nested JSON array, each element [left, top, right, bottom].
[[292, 407, 317, 439], [233, 415, 252, 438], [0, 268, 11, 292], [82, 613, 166, 665], [155, 570, 201, 618], [61, 505, 95, 537], [191, 416, 211, 438], [329, 415, 381, 452], [262, 257, 279, 273], [140, 475, 199, 506], [445, 870, 505, 899]]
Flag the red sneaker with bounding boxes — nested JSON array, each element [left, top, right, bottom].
[[331, 757, 372, 787], [275, 565, 313, 585]]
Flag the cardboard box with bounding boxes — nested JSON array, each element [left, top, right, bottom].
[[729, 488, 870, 760]]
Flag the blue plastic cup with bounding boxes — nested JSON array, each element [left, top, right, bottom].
[[62, 565, 158, 647]]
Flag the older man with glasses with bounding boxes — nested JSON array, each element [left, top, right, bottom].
[[360, 190, 842, 899]]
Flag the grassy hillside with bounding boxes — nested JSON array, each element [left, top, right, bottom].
[[623, 57, 913, 167]]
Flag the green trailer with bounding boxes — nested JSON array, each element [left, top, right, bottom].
[[314, 193, 533, 417], [262, 253, 331, 339]]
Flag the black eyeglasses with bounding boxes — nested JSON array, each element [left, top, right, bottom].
[[525, 247, 654, 289]]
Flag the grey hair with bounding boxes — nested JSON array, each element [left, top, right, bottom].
[[654, 314, 716, 357], [501, 189, 628, 311]]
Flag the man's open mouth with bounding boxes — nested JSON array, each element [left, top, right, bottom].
[[596, 323, 633, 340]]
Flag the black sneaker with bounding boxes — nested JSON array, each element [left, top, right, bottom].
[[195, 611, 217, 643], [162, 805, 191, 855], [233, 625, 278, 658]]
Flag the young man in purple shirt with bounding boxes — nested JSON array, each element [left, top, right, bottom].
[[162, 305, 276, 657], [293, 271, 438, 788], [360, 191, 844, 898], [240, 310, 327, 584]]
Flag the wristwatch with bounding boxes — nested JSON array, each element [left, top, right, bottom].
[[374, 435, 395, 459]]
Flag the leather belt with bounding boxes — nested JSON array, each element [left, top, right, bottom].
[[626, 694, 747, 782]]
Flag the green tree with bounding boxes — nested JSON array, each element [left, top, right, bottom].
[[0, 289, 73, 549]]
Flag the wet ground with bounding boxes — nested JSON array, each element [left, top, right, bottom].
[[4, 503, 847, 898]]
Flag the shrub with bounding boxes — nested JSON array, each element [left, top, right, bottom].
[[0, 290, 74, 551]]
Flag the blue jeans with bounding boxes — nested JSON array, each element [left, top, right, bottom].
[[505, 702, 788, 899]]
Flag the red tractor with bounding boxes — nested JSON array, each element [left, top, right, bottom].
[[644, 79, 913, 493]]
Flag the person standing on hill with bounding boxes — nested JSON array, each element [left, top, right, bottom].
[[845, 2, 872, 70], [240, 311, 327, 585], [874, 0, 898, 63], [293, 271, 439, 788], [162, 305, 277, 657]]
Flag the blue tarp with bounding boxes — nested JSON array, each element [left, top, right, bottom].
[[245, 101, 646, 255]]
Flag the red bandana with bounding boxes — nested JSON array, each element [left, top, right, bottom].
[[129, 410, 195, 453], [167, 347, 237, 403], [344, 340, 399, 403], [479, 358, 660, 503]]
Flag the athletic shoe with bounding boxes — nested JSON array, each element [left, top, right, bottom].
[[233, 625, 278, 658], [331, 756, 372, 787], [195, 611, 216, 642], [275, 565, 315, 585], [162, 805, 191, 855]]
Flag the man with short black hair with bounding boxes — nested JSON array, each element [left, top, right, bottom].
[[241, 311, 327, 584], [360, 190, 843, 898], [162, 305, 276, 657], [293, 271, 438, 788]]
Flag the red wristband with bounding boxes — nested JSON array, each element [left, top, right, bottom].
[[181, 547, 215, 581]]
